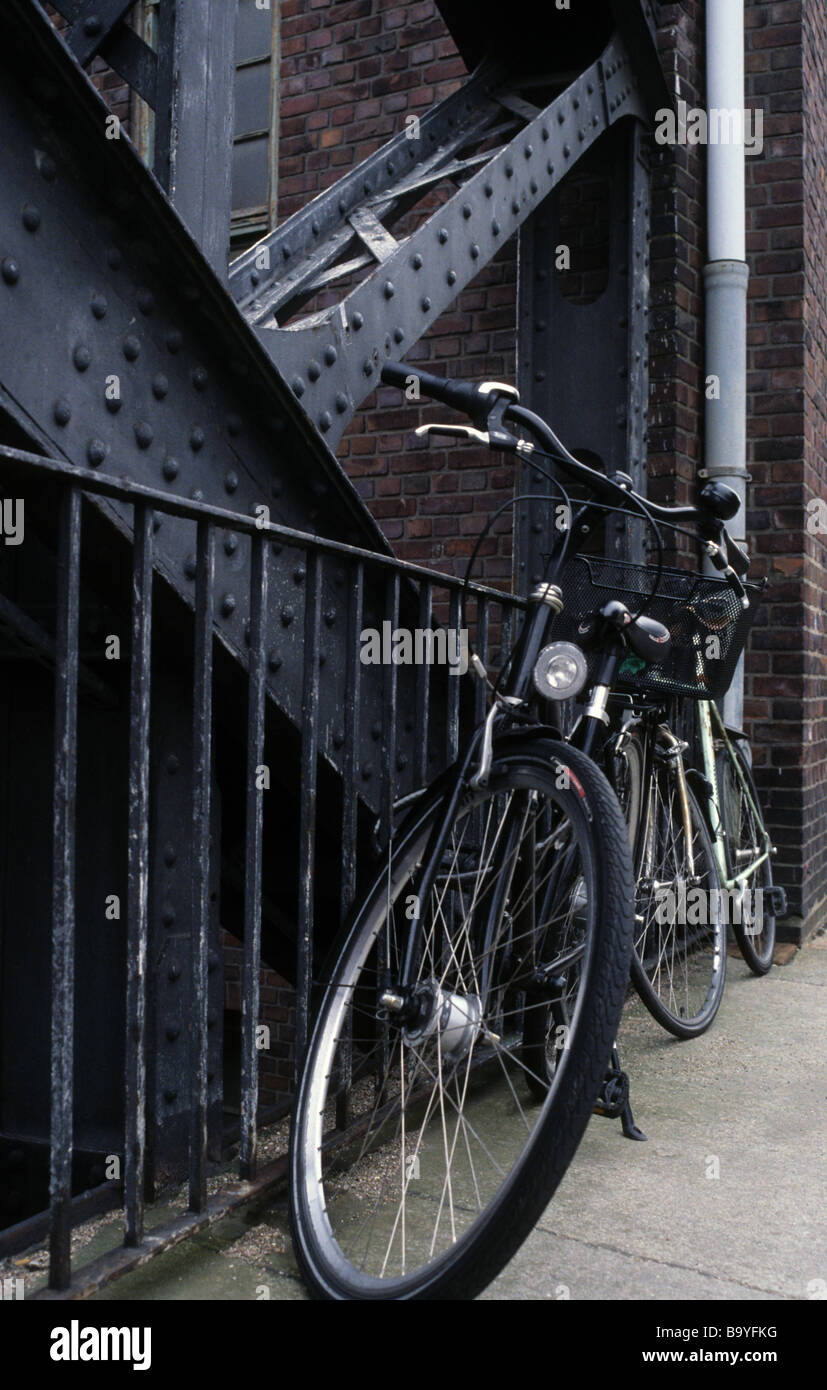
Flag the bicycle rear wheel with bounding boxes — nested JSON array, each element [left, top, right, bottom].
[[631, 760, 726, 1038], [289, 739, 634, 1299], [718, 743, 776, 975]]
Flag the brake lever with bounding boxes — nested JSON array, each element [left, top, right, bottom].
[[704, 540, 750, 610], [415, 422, 491, 445]]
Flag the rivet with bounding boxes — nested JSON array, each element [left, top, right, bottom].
[[505, 162, 513, 177], [163, 843, 177, 866], [324, 608, 336, 627], [530, 179, 538, 194], [22, 204, 40, 232], [184, 555, 197, 579], [319, 411, 332, 431], [39, 154, 56, 182], [224, 470, 238, 493], [105, 395, 121, 415], [293, 566, 305, 583], [563, 143, 571, 158], [484, 182, 493, 197], [162, 456, 179, 481], [548, 161, 555, 175], [87, 438, 106, 467], [412, 252, 423, 269], [123, 334, 140, 362], [541, 127, 549, 141], [352, 311, 363, 330], [227, 413, 241, 436], [192, 366, 208, 391], [319, 651, 326, 667], [335, 393, 348, 413], [363, 358, 374, 376], [308, 360, 321, 383], [134, 421, 153, 449], [281, 608, 294, 626], [190, 426, 205, 451], [324, 346, 337, 365], [332, 728, 344, 749], [83, 15, 103, 36], [393, 327, 404, 344], [54, 398, 71, 426], [163, 1089, 177, 1104], [166, 329, 182, 353], [221, 594, 236, 618], [90, 292, 107, 318], [150, 374, 169, 401], [166, 1025, 180, 1042], [168, 964, 181, 982], [362, 763, 373, 780], [462, 204, 471, 219], [511, 200, 520, 215], [421, 296, 431, 311], [470, 244, 480, 260], [73, 343, 91, 372], [1, 259, 20, 286], [557, 110, 565, 125], [224, 532, 238, 557], [282, 244, 291, 261], [166, 754, 180, 774], [438, 228, 449, 244], [291, 376, 305, 397], [383, 281, 395, 299], [446, 269, 456, 285], [573, 97, 580, 111], [268, 652, 282, 672], [397, 753, 408, 770], [106, 246, 121, 269], [492, 220, 500, 236], [162, 905, 176, 927], [208, 949, 219, 973], [137, 288, 154, 315], [311, 218, 320, 235], [372, 720, 382, 740], [250, 269, 259, 287], [524, 144, 533, 158]]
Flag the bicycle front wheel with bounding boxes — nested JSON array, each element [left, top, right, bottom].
[[289, 739, 634, 1299], [631, 763, 726, 1038]]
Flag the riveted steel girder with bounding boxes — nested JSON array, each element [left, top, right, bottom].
[[232, 33, 646, 449], [0, 0, 433, 816]]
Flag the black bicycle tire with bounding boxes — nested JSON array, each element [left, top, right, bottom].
[[630, 774, 727, 1039], [288, 738, 634, 1300]]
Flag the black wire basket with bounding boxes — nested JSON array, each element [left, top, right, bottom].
[[553, 554, 765, 702]]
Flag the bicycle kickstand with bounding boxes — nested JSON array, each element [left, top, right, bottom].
[[593, 1044, 647, 1141]]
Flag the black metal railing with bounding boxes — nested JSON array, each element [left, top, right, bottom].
[[0, 443, 524, 1296]]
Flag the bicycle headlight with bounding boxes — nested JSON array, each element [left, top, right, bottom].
[[532, 641, 589, 702]]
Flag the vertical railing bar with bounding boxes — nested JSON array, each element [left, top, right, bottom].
[[336, 560, 363, 1130], [189, 519, 214, 1214], [375, 571, 399, 1106], [447, 589, 462, 764], [48, 485, 82, 1291], [475, 596, 489, 728], [415, 582, 431, 788], [296, 550, 322, 1077], [502, 604, 514, 682], [124, 502, 153, 1247], [240, 533, 268, 1181]]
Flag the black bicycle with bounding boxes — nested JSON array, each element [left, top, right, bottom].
[[288, 363, 770, 1299]]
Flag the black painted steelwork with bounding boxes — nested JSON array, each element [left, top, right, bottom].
[[0, 442, 523, 1293], [0, 0, 669, 1297], [230, 37, 651, 448]]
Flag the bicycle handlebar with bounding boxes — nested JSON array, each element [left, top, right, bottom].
[[381, 362, 751, 603]]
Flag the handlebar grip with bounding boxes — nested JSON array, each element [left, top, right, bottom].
[[380, 362, 483, 420]]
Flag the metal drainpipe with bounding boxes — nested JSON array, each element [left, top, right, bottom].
[[704, 0, 749, 731]]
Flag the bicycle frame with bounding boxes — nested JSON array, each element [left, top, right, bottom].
[[696, 698, 773, 892]]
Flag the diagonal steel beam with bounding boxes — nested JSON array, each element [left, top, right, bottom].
[[61, 0, 136, 68], [244, 33, 645, 449]]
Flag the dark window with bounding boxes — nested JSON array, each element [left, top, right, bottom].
[[232, 0, 279, 251]]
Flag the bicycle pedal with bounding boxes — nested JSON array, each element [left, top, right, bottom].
[[765, 884, 787, 917]]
